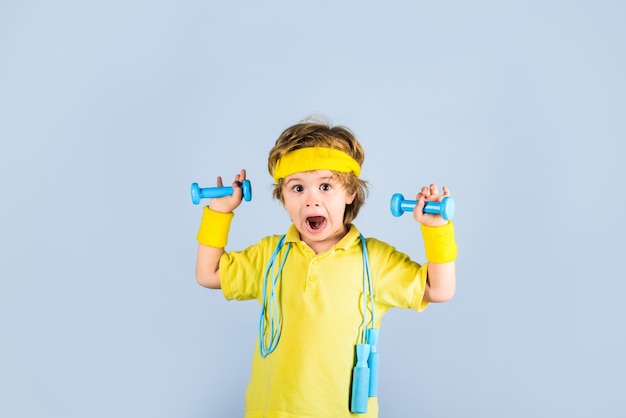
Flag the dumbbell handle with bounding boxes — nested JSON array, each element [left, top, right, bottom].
[[390, 193, 455, 220], [190, 179, 252, 205]]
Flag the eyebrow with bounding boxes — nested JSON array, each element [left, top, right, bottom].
[[284, 175, 334, 186]]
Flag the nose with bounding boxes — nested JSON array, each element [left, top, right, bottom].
[[305, 198, 320, 207], [305, 190, 320, 207]]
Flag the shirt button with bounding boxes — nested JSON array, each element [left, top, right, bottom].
[[309, 275, 317, 282]]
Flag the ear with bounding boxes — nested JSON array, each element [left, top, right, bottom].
[[345, 191, 357, 205]]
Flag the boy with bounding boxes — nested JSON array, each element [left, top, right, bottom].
[[195, 120, 457, 417]]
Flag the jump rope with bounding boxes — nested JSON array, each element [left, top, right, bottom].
[[259, 233, 378, 414]]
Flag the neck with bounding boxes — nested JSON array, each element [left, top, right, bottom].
[[301, 225, 350, 254]]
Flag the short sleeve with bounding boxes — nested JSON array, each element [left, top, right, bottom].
[[368, 238, 429, 312], [219, 239, 270, 301]]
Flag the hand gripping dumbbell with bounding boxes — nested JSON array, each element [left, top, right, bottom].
[[190, 180, 252, 205], [390, 193, 455, 220]]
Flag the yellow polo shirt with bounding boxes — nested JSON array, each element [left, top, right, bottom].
[[220, 224, 429, 418]]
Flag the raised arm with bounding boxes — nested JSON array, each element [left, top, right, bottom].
[[413, 184, 457, 303], [423, 257, 456, 302], [196, 241, 225, 289], [195, 169, 247, 289]]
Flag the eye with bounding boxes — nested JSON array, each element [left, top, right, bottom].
[[293, 184, 304, 192], [320, 183, 332, 191]]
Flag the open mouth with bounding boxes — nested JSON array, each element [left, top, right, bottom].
[[306, 216, 327, 231]]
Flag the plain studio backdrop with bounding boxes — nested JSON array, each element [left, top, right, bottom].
[[1, 1, 624, 417]]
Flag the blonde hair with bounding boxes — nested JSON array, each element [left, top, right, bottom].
[[268, 118, 369, 225]]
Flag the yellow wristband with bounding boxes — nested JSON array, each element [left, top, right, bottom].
[[421, 221, 458, 263], [196, 206, 234, 248]]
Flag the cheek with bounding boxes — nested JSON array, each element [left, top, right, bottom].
[[333, 198, 349, 213], [282, 197, 300, 216]]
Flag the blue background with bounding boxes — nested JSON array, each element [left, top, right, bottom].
[[1, 1, 625, 417]]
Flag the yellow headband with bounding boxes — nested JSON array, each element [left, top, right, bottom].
[[272, 147, 361, 182]]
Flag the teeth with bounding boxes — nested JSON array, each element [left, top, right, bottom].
[[307, 216, 325, 230]]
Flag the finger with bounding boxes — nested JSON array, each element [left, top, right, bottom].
[[234, 169, 247, 185], [415, 188, 427, 211], [442, 185, 450, 196], [413, 193, 426, 222], [216, 176, 224, 187], [429, 184, 439, 196]]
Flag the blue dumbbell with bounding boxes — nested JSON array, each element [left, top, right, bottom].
[[190, 180, 252, 205], [390, 193, 455, 220]]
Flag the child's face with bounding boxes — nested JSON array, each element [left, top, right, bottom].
[[282, 170, 356, 254]]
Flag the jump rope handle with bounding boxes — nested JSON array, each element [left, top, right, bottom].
[[190, 179, 252, 205], [350, 344, 371, 414], [366, 329, 380, 397], [390, 194, 455, 221]]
